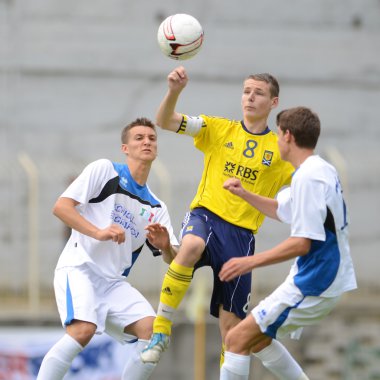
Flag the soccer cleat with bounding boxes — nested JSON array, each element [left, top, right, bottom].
[[140, 333, 170, 364]]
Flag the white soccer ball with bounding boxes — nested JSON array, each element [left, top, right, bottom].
[[157, 14, 204, 60]]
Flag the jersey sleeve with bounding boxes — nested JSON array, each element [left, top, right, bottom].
[[60, 159, 114, 205], [290, 174, 327, 241], [276, 187, 292, 224], [193, 114, 227, 152]]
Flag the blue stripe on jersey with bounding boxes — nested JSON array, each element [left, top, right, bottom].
[[294, 229, 340, 296], [121, 251, 139, 278], [112, 162, 161, 207], [64, 275, 74, 325], [122, 244, 145, 278]]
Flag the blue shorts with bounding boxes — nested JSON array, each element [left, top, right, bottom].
[[180, 207, 255, 319]]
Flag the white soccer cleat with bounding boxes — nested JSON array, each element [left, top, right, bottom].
[[140, 333, 170, 364]]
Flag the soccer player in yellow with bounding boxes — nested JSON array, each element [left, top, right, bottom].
[[141, 66, 294, 367]]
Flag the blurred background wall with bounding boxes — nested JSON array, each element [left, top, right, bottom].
[[0, 0, 379, 379]]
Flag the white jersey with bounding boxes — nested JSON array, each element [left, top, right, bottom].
[[56, 159, 178, 280], [276, 155, 357, 297]]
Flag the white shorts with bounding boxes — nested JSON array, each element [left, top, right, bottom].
[[251, 280, 340, 340], [54, 264, 156, 344]]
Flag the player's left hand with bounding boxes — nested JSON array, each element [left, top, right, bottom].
[[219, 256, 254, 282], [145, 223, 170, 251]]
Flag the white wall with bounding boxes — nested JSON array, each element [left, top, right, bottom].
[[0, 0, 379, 299]]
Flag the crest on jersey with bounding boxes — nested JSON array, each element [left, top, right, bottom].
[[262, 150, 273, 166]]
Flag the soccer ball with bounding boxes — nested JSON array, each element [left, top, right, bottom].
[[157, 14, 204, 60]]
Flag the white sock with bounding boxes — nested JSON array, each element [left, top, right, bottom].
[[37, 334, 83, 380], [121, 339, 156, 380], [253, 339, 306, 380], [220, 351, 250, 380]]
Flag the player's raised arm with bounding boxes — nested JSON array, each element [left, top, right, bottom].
[[156, 66, 188, 132], [223, 178, 280, 220]]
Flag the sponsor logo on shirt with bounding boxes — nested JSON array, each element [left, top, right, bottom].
[[111, 204, 139, 237], [224, 161, 258, 181], [224, 141, 234, 149]]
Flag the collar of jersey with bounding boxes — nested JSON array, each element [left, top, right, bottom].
[[241, 121, 271, 135], [112, 162, 146, 192]]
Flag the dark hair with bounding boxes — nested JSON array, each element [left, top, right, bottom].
[[121, 117, 156, 143], [277, 107, 321, 149], [276, 109, 286, 126], [245, 73, 280, 98]]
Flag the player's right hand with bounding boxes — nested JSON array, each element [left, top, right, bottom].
[[168, 66, 188, 92], [94, 224, 125, 244], [223, 178, 245, 197]]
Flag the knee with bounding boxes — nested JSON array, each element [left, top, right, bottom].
[[224, 316, 265, 355], [224, 327, 244, 353], [179, 235, 205, 265], [251, 335, 272, 354], [124, 316, 154, 340], [224, 329, 234, 349], [136, 323, 153, 340], [67, 321, 96, 347]]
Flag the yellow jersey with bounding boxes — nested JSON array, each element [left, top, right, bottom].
[[178, 114, 294, 233]]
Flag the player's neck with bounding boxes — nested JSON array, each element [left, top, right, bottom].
[[127, 160, 151, 186], [291, 149, 314, 169], [243, 118, 267, 134]]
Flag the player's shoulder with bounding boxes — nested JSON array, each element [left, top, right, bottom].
[[81, 158, 114, 174], [263, 128, 281, 140], [200, 115, 242, 135], [295, 156, 335, 184], [200, 114, 239, 124], [144, 185, 166, 209], [88, 158, 113, 167], [302, 155, 333, 173], [80, 159, 122, 185]]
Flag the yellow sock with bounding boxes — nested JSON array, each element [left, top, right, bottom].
[[220, 342, 225, 367], [153, 261, 193, 335]]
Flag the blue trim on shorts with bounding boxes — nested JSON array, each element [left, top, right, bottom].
[[64, 275, 74, 325], [265, 298, 304, 338]]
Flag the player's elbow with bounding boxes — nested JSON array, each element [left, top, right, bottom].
[[156, 112, 182, 132], [155, 117, 168, 131], [52, 197, 77, 219], [52, 200, 62, 217], [297, 238, 311, 256]]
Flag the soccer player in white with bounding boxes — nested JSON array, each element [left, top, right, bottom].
[[36, 117, 179, 380], [219, 107, 357, 380]]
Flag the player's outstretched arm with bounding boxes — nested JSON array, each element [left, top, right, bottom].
[[219, 237, 311, 282], [223, 178, 280, 220], [53, 197, 125, 244], [156, 66, 188, 132], [145, 223, 178, 263]]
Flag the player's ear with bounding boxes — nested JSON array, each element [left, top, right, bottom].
[[271, 97, 279, 109], [284, 129, 292, 142], [121, 144, 129, 155]]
